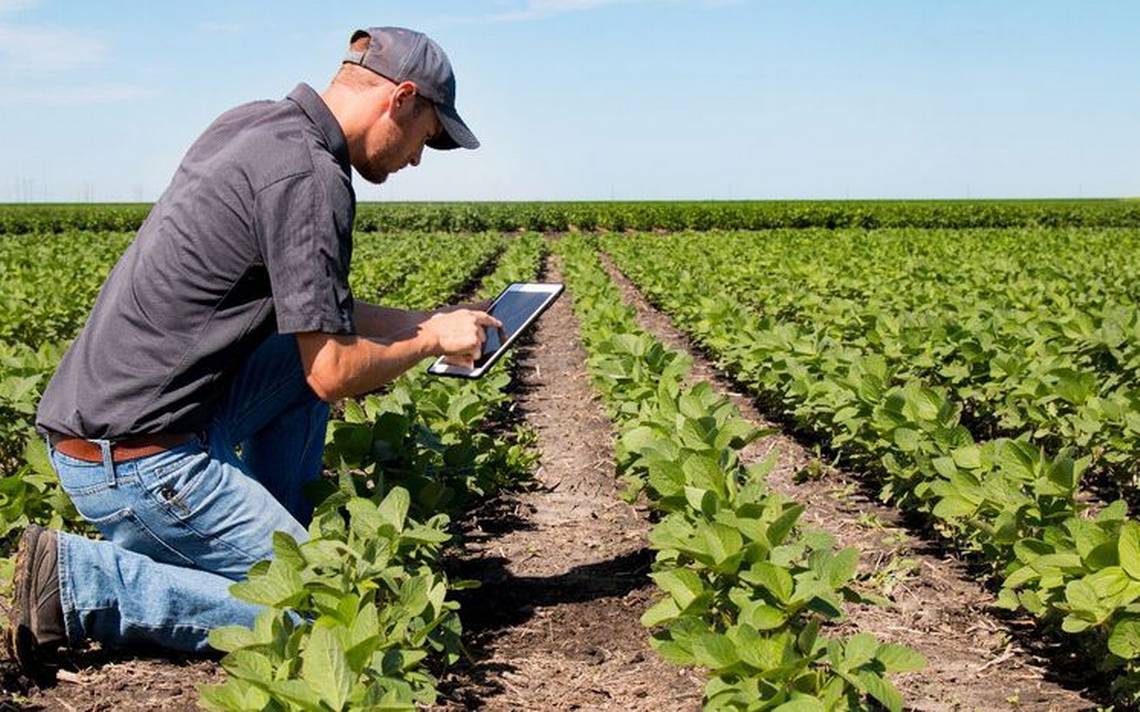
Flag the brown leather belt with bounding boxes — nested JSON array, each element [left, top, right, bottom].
[[48, 432, 198, 464]]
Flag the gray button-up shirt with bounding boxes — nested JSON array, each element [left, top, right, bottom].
[[37, 83, 356, 439]]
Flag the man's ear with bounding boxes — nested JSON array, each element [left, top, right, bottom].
[[390, 82, 419, 118]]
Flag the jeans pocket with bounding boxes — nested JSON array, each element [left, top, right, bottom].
[[139, 446, 214, 520], [52, 450, 111, 498], [57, 470, 124, 526]]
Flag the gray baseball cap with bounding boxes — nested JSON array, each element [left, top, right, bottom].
[[343, 26, 479, 151]]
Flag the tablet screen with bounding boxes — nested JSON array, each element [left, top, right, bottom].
[[427, 282, 563, 378], [475, 287, 552, 369]]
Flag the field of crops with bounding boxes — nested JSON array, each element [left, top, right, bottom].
[[2, 200, 1140, 710]]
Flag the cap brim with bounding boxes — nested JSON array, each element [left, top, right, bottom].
[[427, 102, 479, 150]]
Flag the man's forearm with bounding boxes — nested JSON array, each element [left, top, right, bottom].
[[297, 304, 500, 402], [354, 299, 492, 342], [353, 302, 430, 342], [298, 329, 438, 401]]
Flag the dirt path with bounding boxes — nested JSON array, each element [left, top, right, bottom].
[[600, 254, 1098, 712], [436, 256, 702, 711]]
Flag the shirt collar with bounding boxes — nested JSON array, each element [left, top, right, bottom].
[[286, 83, 351, 174]]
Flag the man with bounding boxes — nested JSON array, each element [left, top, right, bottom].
[[7, 26, 499, 677]]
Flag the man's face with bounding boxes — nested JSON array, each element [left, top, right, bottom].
[[354, 94, 443, 185]]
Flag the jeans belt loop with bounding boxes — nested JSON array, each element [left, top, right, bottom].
[[95, 439, 116, 487]]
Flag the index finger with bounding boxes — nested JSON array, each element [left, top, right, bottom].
[[472, 311, 503, 329]]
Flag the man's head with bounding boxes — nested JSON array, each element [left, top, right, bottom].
[[321, 27, 478, 185]]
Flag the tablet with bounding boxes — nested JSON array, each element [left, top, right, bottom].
[[426, 282, 564, 379]]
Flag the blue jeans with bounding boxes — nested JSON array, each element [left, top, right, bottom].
[[48, 334, 329, 652]]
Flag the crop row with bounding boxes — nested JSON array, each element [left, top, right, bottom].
[[5, 199, 1140, 236], [604, 235, 1140, 702], [557, 236, 924, 711], [610, 229, 1140, 500], [200, 234, 549, 710]]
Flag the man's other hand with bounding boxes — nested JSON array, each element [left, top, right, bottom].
[[424, 309, 502, 369]]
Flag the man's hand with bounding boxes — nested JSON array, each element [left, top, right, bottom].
[[422, 309, 503, 369]]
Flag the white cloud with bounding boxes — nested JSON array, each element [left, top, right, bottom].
[[0, 24, 107, 72], [0, 83, 153, 107], [0, 2, 153, 106]]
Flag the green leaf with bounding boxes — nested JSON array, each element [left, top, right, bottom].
[[827, 548, 859, 587], [857, 670, 904, 712], [229, 560, 306, 608], [691, 632, 739, 670], [739, 602, 788, 631], [876, 643, 926, 673], [272, 531, 306, 570], [1119, 521, 1140, 580], [208, 625, 258, 653], [402, 523, 451, 545], [950, 445, 981, 470], [301, 626, 355, 711], [893, 428, 920, 452], [651, 568, 705, 610], [268, 680, 326, 712], [621, 425, 659, 455], [767, 504, 804, 547], [740, 562, 794, 603], [932, 495, 975, 520], [682, 454, 726, 498], [197, 679, 271, 712], [1062, 616, 1092, 633], [931, 456, 958, 479], [22, 437, 54, 477], [224, 649, 275, 684], [1108, 618, 1140, 659], [645, 457, 686, 497], [772, 697, 827, 712], [1064, 579, 1100, 614], [640, 597, 682, 627], [377, 487, 411, 532], [346, 497, 385, 538], [841, 633, 878, 670], [683, 486, 719, 517]]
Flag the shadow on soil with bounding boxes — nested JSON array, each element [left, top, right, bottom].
[[437, 547, 654, 708], [450, 547, 652, 634]]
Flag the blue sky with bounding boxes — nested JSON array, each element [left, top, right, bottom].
[[0, 0, 1137, 202]]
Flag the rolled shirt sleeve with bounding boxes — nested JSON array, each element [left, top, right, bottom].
[[254, 171, 355, 335]]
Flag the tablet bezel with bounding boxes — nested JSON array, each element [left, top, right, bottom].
[[426, 282, 564, 379]]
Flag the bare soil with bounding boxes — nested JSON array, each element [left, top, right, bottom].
[[0, 651, 221, 711], [435, 255, 702, 710], [600, 253, 1100, 712]]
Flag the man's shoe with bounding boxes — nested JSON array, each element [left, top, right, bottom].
[[6, 524, 66, 682]]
